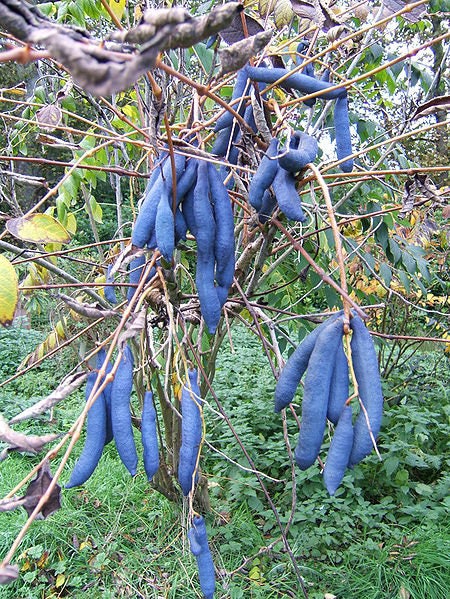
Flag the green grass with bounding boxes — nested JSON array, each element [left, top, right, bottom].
[[325, 525, 450, 599], [0, 325, 449, 597]]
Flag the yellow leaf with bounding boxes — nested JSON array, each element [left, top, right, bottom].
[[258, 0, 277, 17], [79, 541, 92, 551], [55, 573, 65, 588], [54, 319, 67, 340], [0, 254, 19, 326], [108, 0, 126, 22], [37, 551, 49, 568], [6, 214, 71, 244], [66, 213, 77, 235], [274, 0, 294, 28]]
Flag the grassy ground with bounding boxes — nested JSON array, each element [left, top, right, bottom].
[[0, 325, 449, 598]]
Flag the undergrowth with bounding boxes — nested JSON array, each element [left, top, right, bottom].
[[0, 325, 448, 597]]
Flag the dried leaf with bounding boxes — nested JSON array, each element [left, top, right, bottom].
[[442, 205, 450, 219], [219, 12, 265, 45], [274, 0, 295, 28], [55, 79, 73, 102], [251, 89, 272, 143], [10, 371, 88, 424], [412, 95, 450, 120], [399, 587, 411, 599], [399, 174, 441, 217], [0, 413, 59, 455], [36, 104, 62, 131], [291, 0, 345, 31], [399, 177, 416, 217], [0, 254, 18, 327], [117, 308, 147, 347], [21, 461, 61, 519], [57, 293, 119, 319], [218, 30, 273, 76], [415, 174, 441, 202], [0, 564, 19, 586], [290, 0, 317, 21], [382, 0, 426, 22]]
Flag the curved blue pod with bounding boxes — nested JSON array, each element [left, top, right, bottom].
[[110, 344, 138, 476], [132, 152, 186, 248], [174, 207, 188, 244], [321, 69, 330, 82], [274, 311, 343, 412], [177, 369, 203, 495], [181, 185, 197, 237], [348, 316, 384, 466], [277, 131, 318, 173], [196, 259, 221, 334], [176, 158, 198, 204], [210, 126, 233, 157], [258, 189, 277, 224], [66, 371, 107, 488], [294, 316, 345, 470], [249, 137, 280, 211], [271, 166, 306, 222], [295, 45, 316, 107], [155, 184, 175, 261], [243, 104, 256, 132], [141, 390, 159, 481], [161, 151, 187, 186], [193, 162, 221, 334], [188, 516, 216, 599], [96, 348, 114, 445], [145, 151, 168, 191], [323, 404, 354, 495], [247, 65, 347, 100], [104, 265, 118, 305], [188, 527, 203, 556], [327, 341, 349, 425], [334, 96, 353, 172], [127, 254, 146, 304], [127, 256, 158, 303], [132, 175, 164, 248], [208, 162, 235, 305], [214, 66, 250, 132]]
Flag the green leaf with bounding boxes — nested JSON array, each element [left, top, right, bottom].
[[375, 222, 389, 250], [0, 255, 19, 327], [401, 251, 416, 275], [363, 252, 376, 273], [397, 270, 410, 293], [379, 263, 392, 287], [412, 274, 427, 297], [384, 456, 399, 477], [388, 238, 402, 264], [88, 196, 103, 223], [416, 257, 430, 281]]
